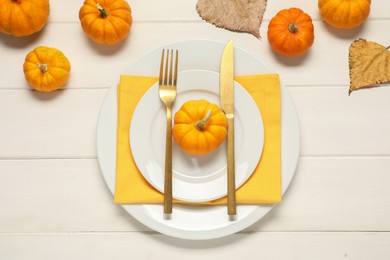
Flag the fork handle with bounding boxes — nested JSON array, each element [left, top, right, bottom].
[[164, 106, 173, 214]]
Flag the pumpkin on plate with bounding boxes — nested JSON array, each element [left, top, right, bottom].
[[23, 46, 71, 92], [267, 8, 314, 56], [0, 0, 50, 37], [172, 100, 228, 155], [318, 0, 371, 29], [79, 0, 132, 45]]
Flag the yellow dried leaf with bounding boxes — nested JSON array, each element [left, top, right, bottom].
[[349, 38, 390, 95], [196, 0, 267, 38]]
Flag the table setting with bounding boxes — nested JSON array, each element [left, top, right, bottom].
[[97, 39, 300, 239], [1, 0, 390, 258]]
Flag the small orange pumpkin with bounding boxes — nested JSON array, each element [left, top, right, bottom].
[[23, 46, 71, 92], [318, 0, 371, 29], [267, 8, 314, 56], [0, 0, 50, 37], [79, 0, 132, 45], [172, 100, 228, 155]]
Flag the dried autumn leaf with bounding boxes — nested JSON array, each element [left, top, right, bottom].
[[196, 0, 267, 38], [349, 38, 390, 95]]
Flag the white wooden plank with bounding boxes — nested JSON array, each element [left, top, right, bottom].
[[266, 0, 390, 21], [1, 87, 390, 158], [0, 158, 389, 233], [291, 87, 390, 156], [249, 157, 390, 231], [1, 20, 389, 90], [0, 232, 389, 260], [49, 0, 390, 22], [0, 159, 146, 232], [0, 90, 106, 158], [50, 0, 199, 22]]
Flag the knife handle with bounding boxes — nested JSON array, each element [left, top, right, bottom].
[[226, 115, 236, 216]]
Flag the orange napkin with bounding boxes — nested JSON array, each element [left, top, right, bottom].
[[114, 74, 281, 204]]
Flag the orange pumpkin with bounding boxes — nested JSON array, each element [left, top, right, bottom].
[[79, 0, 132, 45], [267, 8, 314, 56], [172, 100, 228, 155], [318, 0, 371, 29], [23, 46, 71, 92], [0, 0, 50, 37]]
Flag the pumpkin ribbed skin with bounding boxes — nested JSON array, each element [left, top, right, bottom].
[[0, 0, 50, 37], [318, 0, 371, 29], [173, 100, 228, 155], [79, 0, 132, 45], [267, 8, 314, 56], [23, 46, 71, 92]]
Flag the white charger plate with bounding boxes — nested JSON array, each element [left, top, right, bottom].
[[96, 39, 300, 240], [130, 69, 264, 202]]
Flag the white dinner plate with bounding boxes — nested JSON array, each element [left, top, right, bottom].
[[130, 69, 264, 202], [96, 39, 300, 240]]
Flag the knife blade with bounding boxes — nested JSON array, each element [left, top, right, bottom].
[[220, 40, 236, 216]]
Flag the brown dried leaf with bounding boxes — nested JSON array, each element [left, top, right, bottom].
[[349, 38, 390, 95], [196, 0, 267, 38]]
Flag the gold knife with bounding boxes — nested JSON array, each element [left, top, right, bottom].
[[220, 40, 236, 216]]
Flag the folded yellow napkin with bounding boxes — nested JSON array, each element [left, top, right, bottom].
[[114, 74, 281, 204]]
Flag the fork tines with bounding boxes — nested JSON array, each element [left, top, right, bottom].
[[159, 49, 178, 87]]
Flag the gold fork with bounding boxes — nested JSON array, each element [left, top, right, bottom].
[[159, 49, 178, 215]]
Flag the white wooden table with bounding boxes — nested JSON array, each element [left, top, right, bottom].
[[1, 0, 390, 259]]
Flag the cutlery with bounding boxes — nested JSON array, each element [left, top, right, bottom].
[[158, 49, 178, 215], [220, 40, 236, 216]]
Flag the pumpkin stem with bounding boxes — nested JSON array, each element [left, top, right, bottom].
[[288, 23, 299, 33], [194, 109, 212, 131], [37, 63, 48, 73], [96, 3, 109, 18]]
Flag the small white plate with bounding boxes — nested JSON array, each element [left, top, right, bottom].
[[130, 69, 264, 202]]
